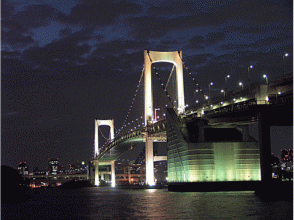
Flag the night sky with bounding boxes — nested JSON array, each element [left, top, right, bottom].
[[2, 0, 293, 171]]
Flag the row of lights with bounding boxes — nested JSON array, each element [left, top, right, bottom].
[[194, 53, 290, 103]]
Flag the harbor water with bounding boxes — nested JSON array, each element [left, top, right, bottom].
[[2, 187, 293, 219]]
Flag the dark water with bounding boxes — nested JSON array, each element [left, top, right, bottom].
[[2, 187, 293, 219]]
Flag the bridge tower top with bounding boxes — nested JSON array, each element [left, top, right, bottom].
[[94, 119, 114, 157], [144, 50, 185, 125]]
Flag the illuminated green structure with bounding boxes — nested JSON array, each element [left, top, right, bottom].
[[166, 108, 261, 189]]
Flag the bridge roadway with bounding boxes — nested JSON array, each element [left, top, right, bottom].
[[96, 76, 292, 162], [94, 75, 292, 187], [96, 119, 167, 161]]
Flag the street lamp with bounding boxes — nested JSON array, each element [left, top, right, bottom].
[[239, 82, 243, 90], [248, 65, 253, 92], [221, 89, 225, 97], [225, 75, 230, 95], [208, 82, 213, 99], [283, 53, 289, 61], [283, 53, 289, 74], [263, 74, 268, 84]]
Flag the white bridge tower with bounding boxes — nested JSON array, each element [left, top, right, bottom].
[[144, 50, 185, 185]]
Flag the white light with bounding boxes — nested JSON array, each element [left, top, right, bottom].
[[250, 65, 253, 68], [263, 74, 267, 78], [196, 89, 199, 92], [211, 105, 213, 107], [205, 96, 209, 99], [227, 75, 230, 78], [196, 100, 199, 103], [240, 97, 243, 99], [221, 102, 223, 104], [239, 82, 243, 86], [278, 92, 282, 94], [285, 53, 289, 57], [233, 98, 236, 101], [221, 90, 224, 93], [210, 82, 213, 85]]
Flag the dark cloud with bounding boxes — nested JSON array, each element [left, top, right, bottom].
[[21, 28, 100, 70], [2, 3, 63, 49], [147, 0, 233, 16], [59, 0, 142, 27], [185, 53, 214, 66], [1, 0, 15, 19], [127, 0, 292, 40], [206, 32, 226, 44], [14, 4, 61, 29]]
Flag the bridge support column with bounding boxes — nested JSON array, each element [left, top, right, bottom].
[[111, 160, 115, 187], [145, 139, 155, 186], [258, 111, 272, 183], [94, 160, 99, 186]]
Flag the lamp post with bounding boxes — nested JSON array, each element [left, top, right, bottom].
[[248, 65, 253, 92], [225, 75, 230, 96], [208, 82, 213, 99], [239, 82, 243, 90], [263, 74, 268, 85], [283, 53, 289, 74], [221, 89, 225, 97], [283, 53, 289, 61]]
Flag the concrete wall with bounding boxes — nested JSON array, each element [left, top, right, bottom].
[[168, 142, 261, 183]]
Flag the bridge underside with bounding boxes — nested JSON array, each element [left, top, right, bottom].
[[99, 138, 143, 161]]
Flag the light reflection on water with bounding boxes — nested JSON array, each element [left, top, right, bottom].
[[2, 187, 292, 219]]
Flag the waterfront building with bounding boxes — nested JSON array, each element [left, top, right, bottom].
[[18, 162, 29, 176], [48, 158, 59, 175]]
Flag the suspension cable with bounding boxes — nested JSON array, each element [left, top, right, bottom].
[[98, 125, 110, 141], [116, 65, 145, 137], [165, 64, 175, 88], [147, 51, 177, 111], [177, 51, 207, 100]]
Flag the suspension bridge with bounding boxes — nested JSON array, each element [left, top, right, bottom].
[[90, 50, 292, 191]]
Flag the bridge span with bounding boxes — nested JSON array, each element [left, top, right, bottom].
[[91, 50, 292, 191]]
